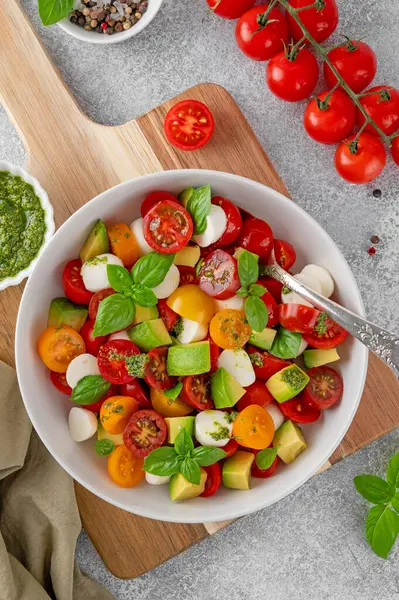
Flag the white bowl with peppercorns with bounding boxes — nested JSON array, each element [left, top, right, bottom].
[[58, 0, 163, 44]]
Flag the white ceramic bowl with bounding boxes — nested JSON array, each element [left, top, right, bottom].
[[58, 0, 163, 44], [0, 161, 54, 292], [15, 170, 367, 523]]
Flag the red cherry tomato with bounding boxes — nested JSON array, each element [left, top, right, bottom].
[[223, 438, 239, 459], [279, 394, 321, 423], [140, 191, 178, 217], [50, 370, 72, 395], [158, 299, 179, 332], [303, 366, 343, 410], [273, 239, 296, 270], [258, 285, 279, 327], [266, 47, 319, 102], [211, 197, 242, 248], [84, 385, 119, 413], [335, 132, 386, 185], [250, 447, 279, 478], [303, 315, 348, 349], [177, 265, 198, 285], [247, 345, 291, 381], [143, 200, 193, 254], [79, 319, 108, 356], [200, 463, 222, 498], [236, 380, 274, 412], [198, 249, 240, 300], [235, 4, 288, 62], [120, 379, 151, 409], [207, 334, 220, 373], [236, 217, 274, 259], [356, 86, 399, 136], [88, 288, 115, 321], [392, 137, 399, 166], [258, 276, 283, 303], [180, 375, 214, 411], [287, 0, 338, 43], [324, 40, 377, 94], [164, 100, 215, 151], [62, 259, 93, 305], [144, 346, 176, 391], [278, 304, 320, 334], [97, 339, 140, 385], [304, 90, 356, 144], [123, 409, 167, 457], [206, 0, 256, 19]]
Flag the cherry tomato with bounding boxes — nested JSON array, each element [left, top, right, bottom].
[[200, 463, 222, 498], [258, 286, 279, 327], [392, 136, 399, 166], [180, 375, 214, 411], [100, 395, 139, 434], [198, 250, 240, 300], [303, 315, 348, 349], [278, 304, 320, 333], [236, 4, 288, 62], [167, 284, 216, 324], [120, 379, 151, 409], [88, 288, 115, 321], [62, 259, 93, 305], [144, 346, 176, 391], [233, 404, 275, 449], [357, 86, 399, 136], [210, 197, 243, 248], [207, 334, 220, 373], [164, 100, 215, 151], [266, 47, 319, 102], [79, 319, 108, 356], [84, 385, 119, 413], [250, 447, 279, 478], [273, 239, 296, 271], [236, 380, 274, 412], [324, 40, 377, 94], [107, 223, 139, 267], [50, 370, 72, 395], [210, 309, 251, 349], [97, 339, 140, 385], [107, 445, 145, 488], [177, 265, 198, 285], [158, 299, 179, 332], [304, 90, 356, 144], [143, 199, 193, 254], [335, 132, 386, 184], [37, 326, 85, 373], [287, 0, 338, 43], [223, 438, 239, 459], [150, 387, 193, 418], [207, 0, 256, 19], [123, 409, 167, 457], [279, 394, 321, 423], [303, 366, 343, 410], [237, 217, 274, 260], [259, 276, 283, 303], [140, 191, 178, 217], [247, 345, 291, 380]]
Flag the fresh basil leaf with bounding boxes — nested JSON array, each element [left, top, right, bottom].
[[95, 439, 115, 457], [238, 249, 259, 289], [387, 453, 399, 487], [132, 252, 175, 288], [164, 382, 183, 400], [236, 286, 249, 298], [354, 475, 395, 504], [93, 294, 135, 336], [180, 458, 201, 485], [191, 446, 226, 467], [270, 327, 301, 359], [195, 258, 203, 278], [143, 447, 181, 476], [130, 284, 158, 307], [245, 296, 268, 332], [174, 427, 194, 456], [249, 283, 266, 298], [38, 0, 73, 25], [107, 264, 133, 293], [366, 504, 399, 559], [392, 493, 399, 514], [71, 375, 110, 405], [256, 446, 279, 470], [186, 185, 211, 235]]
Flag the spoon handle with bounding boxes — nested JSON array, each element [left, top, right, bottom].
[[262, 264, 399, 378]]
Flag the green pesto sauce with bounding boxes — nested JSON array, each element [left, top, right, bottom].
[[280, 367, 307, 390], [0, 171, 46, 281], [208, 421, 230, 442]]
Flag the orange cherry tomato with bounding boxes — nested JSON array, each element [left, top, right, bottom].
[[209, 309, 251, 349], [37, 325, 85, 373], [100, 396, 138, 434], [166, 284, 215, 324], [233, 405, 275, 450], [107, 445, 145, 488], [150, 387, 193, 418], [107, 222, 139, 267]]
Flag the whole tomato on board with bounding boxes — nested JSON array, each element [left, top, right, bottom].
[[286, 0, 338, 43], [266, 46, 319, 103], [335, 133, 386, 185], [235, 4, 289, 62], [304, 90, 356, 144], [324, 40, 377, 94], [356, 86, 399, 136], [207, 0, 256, 19]]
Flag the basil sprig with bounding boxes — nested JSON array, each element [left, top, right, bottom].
[[185, 185, 212, 235], [143, 428, 226, 485], [93, 293, 135, 337], [38, 0, 73, 26], [269, 327, 301, 359], [236, 249, 268, 332], [256, 446, 279, 470], [71, 375, 111, 405], [132, 252, 175, 288]]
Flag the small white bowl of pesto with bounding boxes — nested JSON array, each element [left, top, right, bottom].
[[0, 161, 54, 291]]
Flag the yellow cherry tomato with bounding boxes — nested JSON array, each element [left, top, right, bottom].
[[166, 284, 215, 324], [100, 396, 138, 434], [37, 325, 85, 372], [150, 387, 193, 418], [209, 309, 251, 349], [107, 445, 144, 488], [233, 405, 275, 450]]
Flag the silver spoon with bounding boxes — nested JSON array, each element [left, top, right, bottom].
[[260, 263, 399, 378]]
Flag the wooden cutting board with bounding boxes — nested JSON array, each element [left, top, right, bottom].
[[1, 0, 398, 580]]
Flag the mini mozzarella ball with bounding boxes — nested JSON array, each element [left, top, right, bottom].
[[195, 410, 233, 447], [266, 403, 285, 431], [215, 295, 245, 312], [218, 348, 255, 388], [108, 330, 130, 342], [301, 264, 335, 298], [192, 205, 227, 248], [66, 353, 100, 389], [68, 407, 98, 442], [130, 218, 152, 256], [145, 472, 171, 485], [177, 318, 208, 344], [81, 253, 123, 293], [281, 273, 322, 308], [152, 264, 180, 299], [295, 337, 308, 357]]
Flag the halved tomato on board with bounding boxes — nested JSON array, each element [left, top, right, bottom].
[[140, 191, 178, 217], [302, 366, 343, 410], [303, 314, 348, 348], [247, 345, 291, 381], [180, 374, 214, 411], [164, 99, 215, 151], [62, 259, 93, 305], [123, 409, 167, 457], [198, 250, 240, 300], [97, 339, 141, 385], [143, 200, 193, 254], [144, 346, 176, 391]]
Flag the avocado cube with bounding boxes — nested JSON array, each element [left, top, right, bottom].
[[222, 451, 254, 490], [128, 318, 172, 352], [132, 304, 159, 326], [303, 348, 340, 369], [165, 416, 195, 444], [273, 420, 307, 464], [97, 423, 124, 446], [211, 367, 246, 409], [169, 469, 207, 502], [249, 327, 277, 351], [174, 244, 201, 268], [80, 219, 109, 264], [47, 298, 88, 331], [167, 341, 210, 376], [266, 364, 310, 403], [178, 187, 194, 208]]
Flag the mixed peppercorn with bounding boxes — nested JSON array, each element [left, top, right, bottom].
[[70, 0, 148, 35]]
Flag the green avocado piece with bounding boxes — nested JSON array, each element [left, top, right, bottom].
[[303, 348, 340, 369], [178, 187, 194, 208], [165, 416, 195, 444], [169, 469, 207, 502], [97, 423, 124, 446], [273, 420, 307, 464], [47, 298, 88, 331], [249, 327, 277, 351], [79, 219, 109, 264], [167, 341, 210, 376], [222, 451, 254, 490], [127, 318, 172, 352], [266, 364, 310, 403], [132, 304, 159, 326], [211, 367, 246, 409]]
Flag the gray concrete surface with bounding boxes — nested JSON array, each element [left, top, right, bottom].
[[1, 0, 398, 597]]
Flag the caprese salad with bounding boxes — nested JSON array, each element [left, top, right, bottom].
[[37, 185, 347, 501]]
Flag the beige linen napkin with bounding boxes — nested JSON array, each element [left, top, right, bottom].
[[0, 361, 114, 600]]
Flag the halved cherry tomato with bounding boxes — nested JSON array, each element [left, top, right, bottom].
[[236, 217, 274, 259], [335, 132, 386, 184], [62, 259, 93, 305], [235, 4, 288, 62], [37, 326, 85, 373], [140, 191, 178, 217], [143, 200, 193, 254], [279, 394, 321, 424], [158, 299, 179, 332], [100, 395, 139, 434], [236, 380, 274, 412], [164, 100, 215, 151], [180, 375, 214, 411], [200, 463, 222, 498], [198, 250, 240, 300], [144, 346, 176, 391], [233, 404, 275, 450], [258, 286, 279, 327], [223, 438, 239, 459], [304, 90, 356, 144], [273, 239, 296, 271], [167, 284, 215, 324], [84, 385, 119, 413], [250, 447, 279, 478], [259, 276, 283, 303], [210, 197, 242, 248], [210, 309, 251, 349], [97, 339, 140, 384], [207, 0, 255, 19], [177, 265, 198, 285], [278, 304, 320, 334], [150, 387, 193, 418], [79, 319, 108, 356], [247, 345, 291, 381], [356, 85, 399, 136], [107, 223, 139, 267], [50, 370, 72, 395], [120, 379, 151, 409], [88, 288, 115, 321], [303, 316, 348, 349], [324, 40, 377, 94], [123, 409, 167, 457], [107, 445, 145, 488], [266, 47, 319, 102], [303, 366, 343, 410], [207, 334, 220, 373], [287, 0, 338, 43]]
